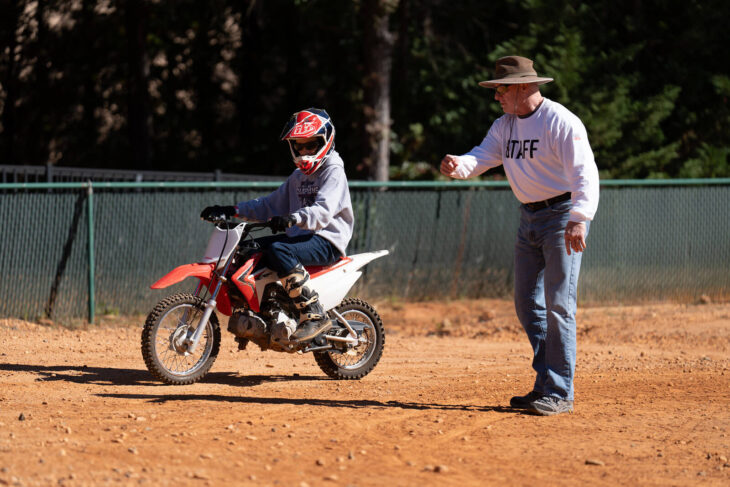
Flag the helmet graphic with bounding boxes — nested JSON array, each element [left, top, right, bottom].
[[280, 108, 335, 175]]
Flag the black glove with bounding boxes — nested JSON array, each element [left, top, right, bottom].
[[200, 205, 236, 222], [269, 215, 296, 233]]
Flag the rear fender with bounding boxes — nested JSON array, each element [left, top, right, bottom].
[[310, 250, 389, 310]]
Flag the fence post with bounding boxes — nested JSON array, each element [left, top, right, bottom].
[[86, 182, 96, 323]]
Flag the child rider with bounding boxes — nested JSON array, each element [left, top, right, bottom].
[[200, 108, 354, 342]]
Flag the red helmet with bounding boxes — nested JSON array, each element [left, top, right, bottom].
[[280, 108, 335, 175]]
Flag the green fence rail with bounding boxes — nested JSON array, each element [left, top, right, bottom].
[[1, 179, 729, 322]]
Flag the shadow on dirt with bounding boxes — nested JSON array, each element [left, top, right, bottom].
[[0, 363, 323, 387], [96, 392, 516, 413], [2, 362, 517, 414]]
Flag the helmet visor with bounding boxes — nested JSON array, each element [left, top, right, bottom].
[[288, 137, 324, 156]]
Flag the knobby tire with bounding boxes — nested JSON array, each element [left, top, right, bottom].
[[141, 293, 221, 385], [314, 298, 385, 380]]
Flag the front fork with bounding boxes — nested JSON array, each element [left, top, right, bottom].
[[184, 266, 231, 354], [175, 282, 205, 339]]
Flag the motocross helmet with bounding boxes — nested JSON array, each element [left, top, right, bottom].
[[280, 108, 335, 175]]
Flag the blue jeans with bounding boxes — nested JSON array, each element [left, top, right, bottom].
[[253, 233, 341, 277], [514, 200, 589, 401]]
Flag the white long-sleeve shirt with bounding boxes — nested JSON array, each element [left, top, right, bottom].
[[449, 98, 599, 222], [236, 150, 353, 255]]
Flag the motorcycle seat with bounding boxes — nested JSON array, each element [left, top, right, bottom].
[[306, 256, 352, 278]]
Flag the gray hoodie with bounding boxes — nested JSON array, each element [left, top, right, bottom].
[[235, 150, 353, 255]]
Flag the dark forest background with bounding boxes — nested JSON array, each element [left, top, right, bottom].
[[1, 0, 728, 180]]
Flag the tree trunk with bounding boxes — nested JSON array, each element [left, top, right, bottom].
[[192, 4, 216, 167], [361, 0, 398, 181], [0, 1, 19, 165], [125, 0, 151, 170], [80, 0, 97, 166], [32, 0, 50, 165]]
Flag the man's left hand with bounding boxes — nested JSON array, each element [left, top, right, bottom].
[[564, 221, 587, 255]]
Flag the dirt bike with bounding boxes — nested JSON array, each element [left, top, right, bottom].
[[141, 217, 388, 385]]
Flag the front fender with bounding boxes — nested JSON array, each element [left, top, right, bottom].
[[150, 262, 233, 316], [150, 263, 215, 289]]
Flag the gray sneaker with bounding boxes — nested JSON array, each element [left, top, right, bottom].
[[509, 390, 543, 409], [528, 396, 574, 416]]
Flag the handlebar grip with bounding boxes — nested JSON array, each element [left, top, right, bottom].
[[245, 221, 273, 230]]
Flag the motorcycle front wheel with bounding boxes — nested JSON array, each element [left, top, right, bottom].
[[141, 293, 221, 385], [314, 298, 385, 380]]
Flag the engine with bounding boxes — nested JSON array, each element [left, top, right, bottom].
[[227, 309, 267, 342], [227, 298, 299, 352]]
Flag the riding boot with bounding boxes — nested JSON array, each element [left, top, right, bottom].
[[281, 264, 331, 342]]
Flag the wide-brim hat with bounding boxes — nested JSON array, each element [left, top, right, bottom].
[[478, 56, 553, 88]]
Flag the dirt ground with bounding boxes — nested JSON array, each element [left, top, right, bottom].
[[1, 298, 729, 487]]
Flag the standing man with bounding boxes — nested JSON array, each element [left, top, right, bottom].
[[440, 56, 599, 416]]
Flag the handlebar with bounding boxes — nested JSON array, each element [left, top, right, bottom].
[[204, 217, 274, 232], [242, 221, 273, 231]]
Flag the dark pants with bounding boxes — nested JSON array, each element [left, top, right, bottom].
[[253, 234, 341, 277]]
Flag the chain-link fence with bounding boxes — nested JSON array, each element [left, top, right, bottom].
[[1, 180, 729, 321], [0, 164, 283, 183]]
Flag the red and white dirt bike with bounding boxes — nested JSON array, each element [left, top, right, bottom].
[[141, 218, 388, 385]]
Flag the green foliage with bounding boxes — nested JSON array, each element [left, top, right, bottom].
[[389, 161, 439, 180], [679, 144, 730, 178], [0, 0, 728, 179]]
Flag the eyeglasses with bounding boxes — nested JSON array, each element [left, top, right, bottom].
[[292, 140, 320, 152], [495, 85, 510, 95]]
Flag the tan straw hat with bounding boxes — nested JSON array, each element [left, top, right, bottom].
[[478, 56, 553, 88]]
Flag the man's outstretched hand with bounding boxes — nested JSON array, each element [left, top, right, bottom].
[[440, 154, 460, 177]]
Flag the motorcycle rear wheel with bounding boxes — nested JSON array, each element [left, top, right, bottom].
[[314, 298, 385, 380], [141, 293, 221, 385]]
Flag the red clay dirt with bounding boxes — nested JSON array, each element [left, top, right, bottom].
[[1, 298, 729, 486]]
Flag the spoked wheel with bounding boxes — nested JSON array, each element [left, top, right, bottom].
[[141, 293, 221, 385], [314, 298, 385, 379]]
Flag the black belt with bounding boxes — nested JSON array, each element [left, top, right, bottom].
[[523, 192, 571, 211]]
